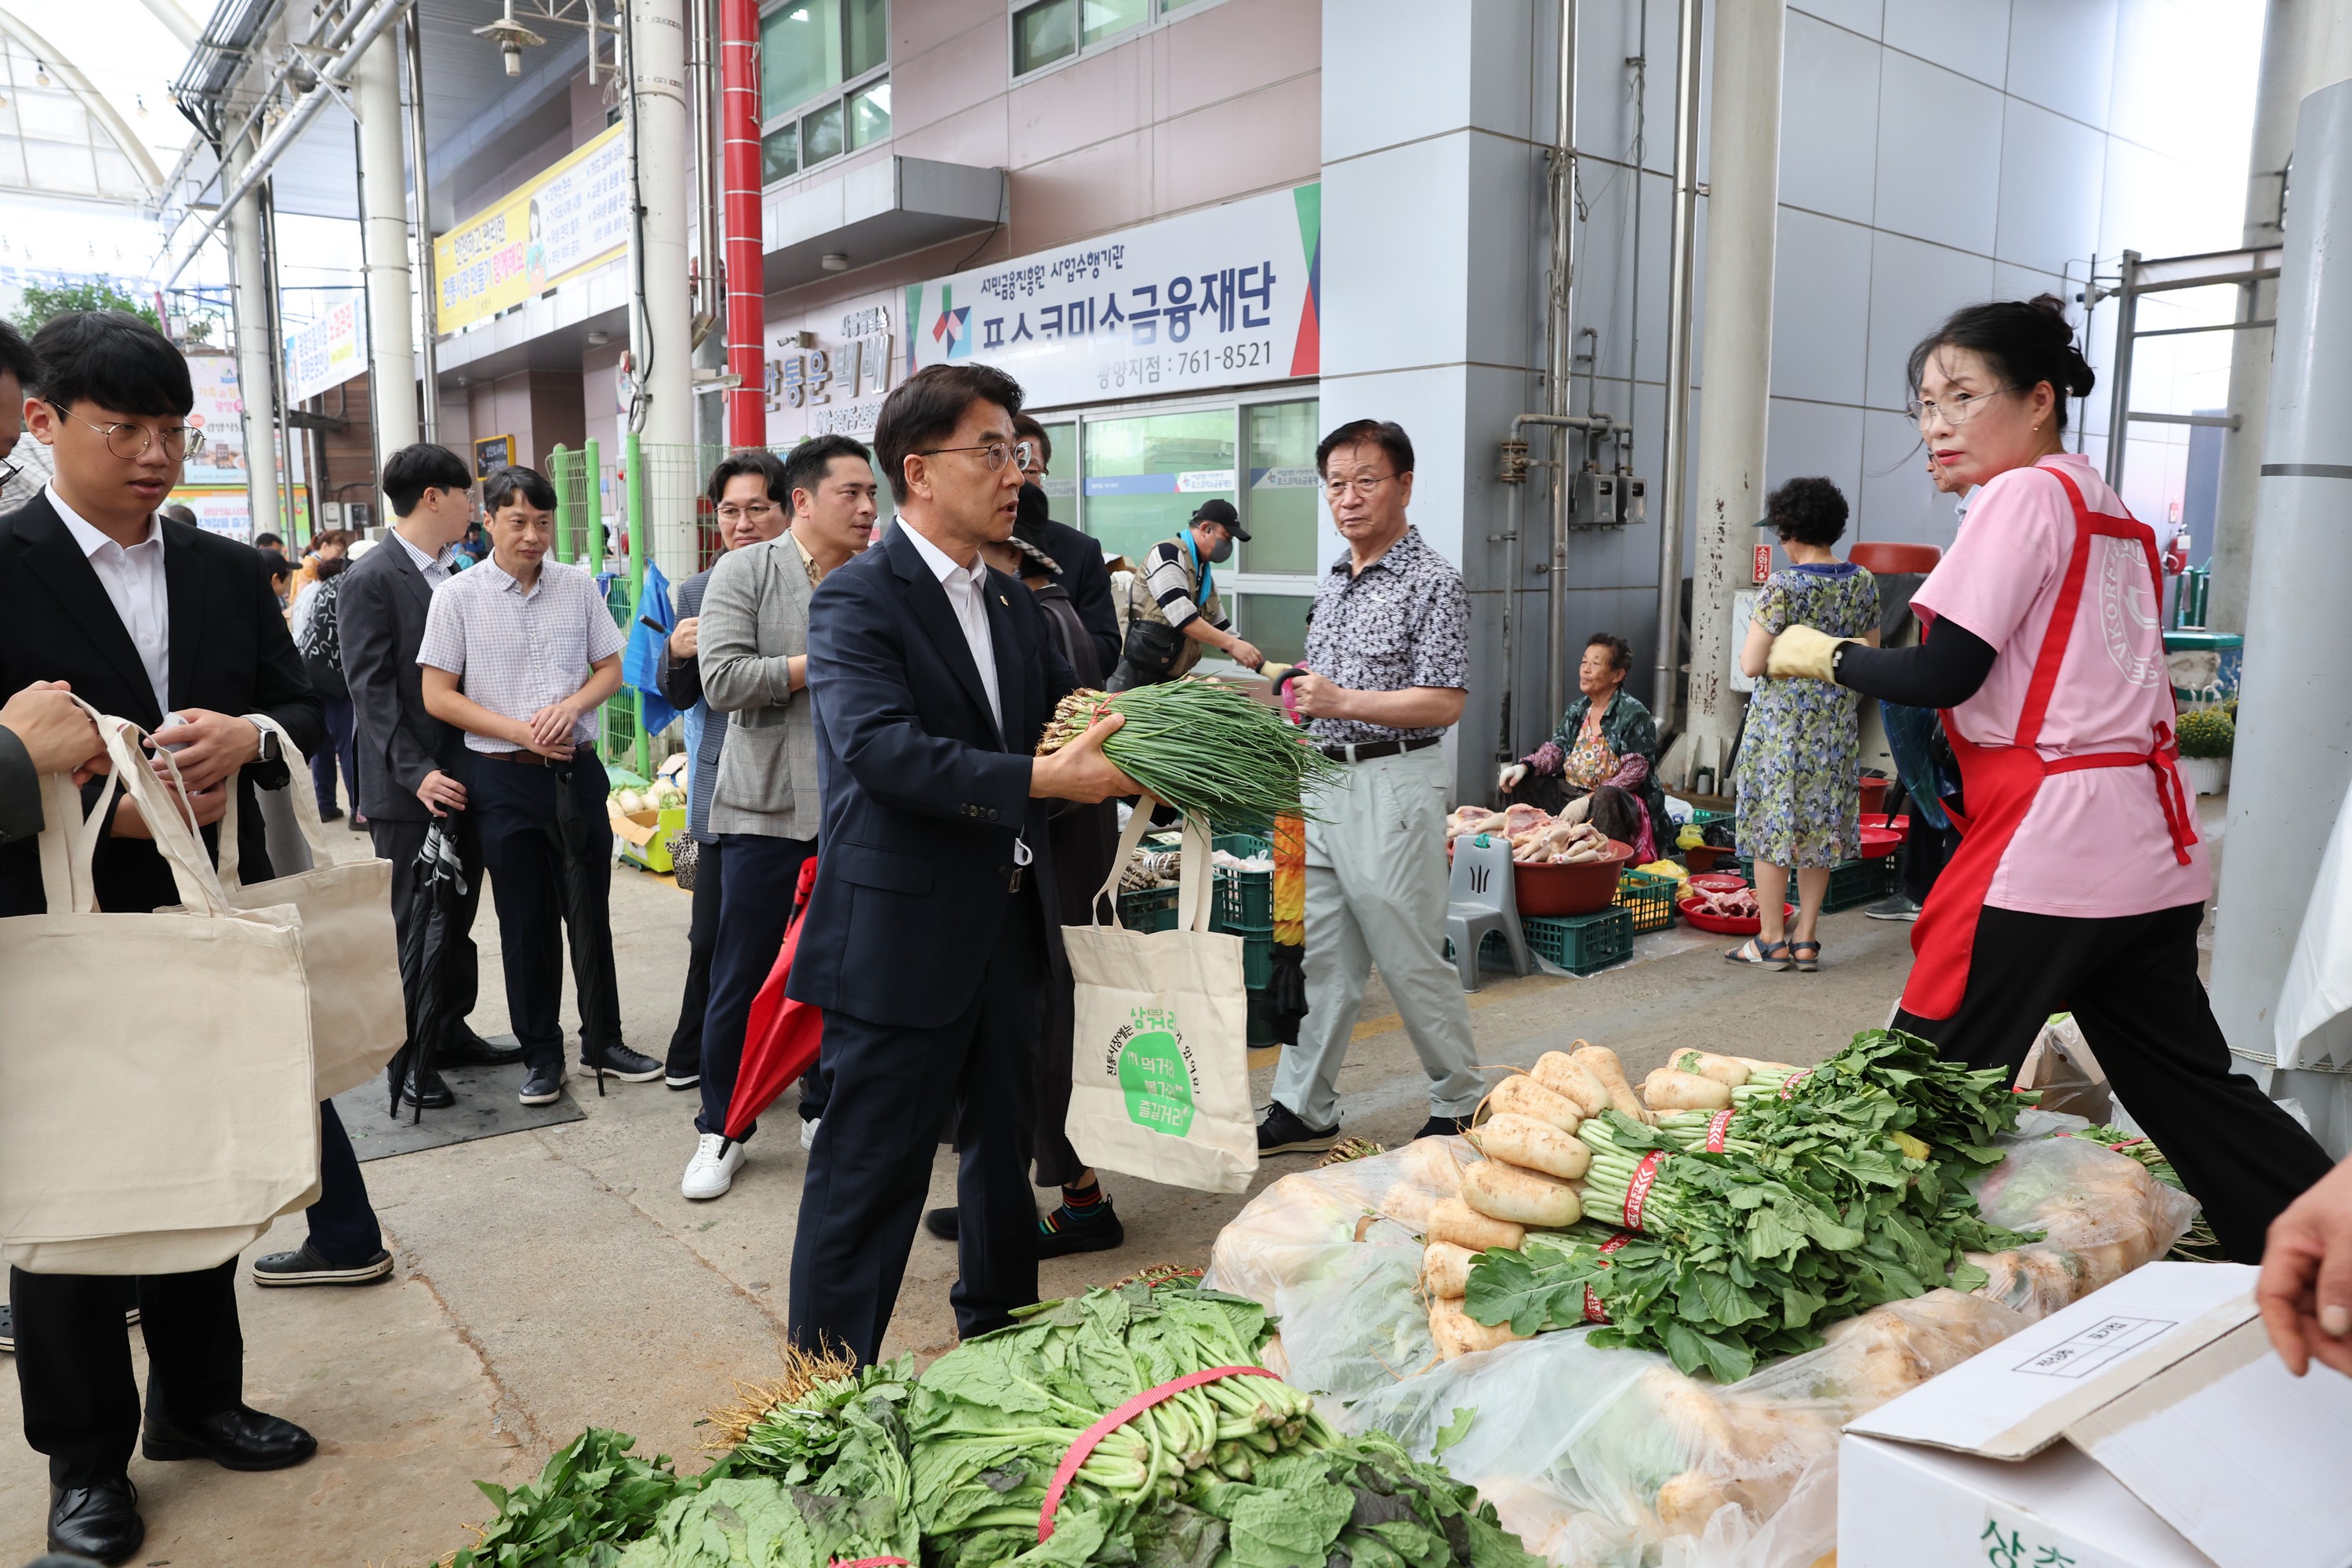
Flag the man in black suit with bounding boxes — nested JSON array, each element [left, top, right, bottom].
[[784, 364, 1134, 1365], [0, 312, 325, 1563], [335, 443, 521, 1111], [1008, 414, 1119, 676]]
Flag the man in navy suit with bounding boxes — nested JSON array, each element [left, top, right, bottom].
[[784, 363, 1134, 1363]]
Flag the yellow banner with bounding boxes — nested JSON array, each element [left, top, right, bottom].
[[434, 122, 630, 335]]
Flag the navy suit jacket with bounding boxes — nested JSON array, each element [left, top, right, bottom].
[[786, 522, 1079, 1029]]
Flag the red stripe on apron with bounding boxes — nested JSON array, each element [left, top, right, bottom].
[[1902, 466, 2198, 1020]]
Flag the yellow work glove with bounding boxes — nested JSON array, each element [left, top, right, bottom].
[[1766, 624, 1858, 682]]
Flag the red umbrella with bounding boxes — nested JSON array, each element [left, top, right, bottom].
[[723, 855, 824, 1141]]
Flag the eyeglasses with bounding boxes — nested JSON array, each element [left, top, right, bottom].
[[1014, 439, 1046, 475], [917, 440, 1013, 471], [50, 404, 206, 462], [714, 500, 781, 524], [0, 454, 17, 489], [1324, 472, 1398, 500], [1905, 387, 2021, 427]]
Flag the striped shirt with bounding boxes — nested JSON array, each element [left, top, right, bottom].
[[416, 557, 626, 753], [1142, 535, 1228, 632]]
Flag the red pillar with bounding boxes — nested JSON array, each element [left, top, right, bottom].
[[720, 0, 766, 448]]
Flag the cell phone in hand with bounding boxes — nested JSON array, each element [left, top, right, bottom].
[[153, 711, 192, 753]]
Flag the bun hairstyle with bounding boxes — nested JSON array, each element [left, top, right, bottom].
[[1905, 293, 2096, 429]]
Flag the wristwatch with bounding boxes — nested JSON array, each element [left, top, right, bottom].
[[251, 719, 281, 764]]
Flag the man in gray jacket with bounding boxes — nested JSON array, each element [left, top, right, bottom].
[[681, 433, 878, 1199], [656, 451, 793, 1091]]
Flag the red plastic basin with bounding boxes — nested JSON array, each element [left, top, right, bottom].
[[1679, 896, 1797, 936], [1688, 872, 1750, 895], [1858, 826, 1902, 858], [1513, 839, 1636, 916]]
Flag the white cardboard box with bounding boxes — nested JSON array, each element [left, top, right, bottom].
[[1838, 1261, 2352, 1568]]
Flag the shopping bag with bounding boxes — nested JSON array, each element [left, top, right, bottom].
[[1063, 800, 1256, 1194], [0, 708, 321, 1274], [207, 713, 404, 1099]]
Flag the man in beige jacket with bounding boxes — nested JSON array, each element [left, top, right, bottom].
[[681, 434, 878, 1199]]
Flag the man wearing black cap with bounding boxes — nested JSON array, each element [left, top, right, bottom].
[[1108, 498, 1261, 689]]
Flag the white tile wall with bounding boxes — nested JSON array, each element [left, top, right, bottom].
[[1882, 0, 2013, 89], [1780, 10, 1883, 225], [1769, 209, 1875, 404], [2005, 0, 2118, 128], [1872, 52, 2006, 255], [1863, 231, 1995, 410], [1766, 397, 1867, 505], [1791, 0, 1884, 40], [1994, 98, 2107, 277]]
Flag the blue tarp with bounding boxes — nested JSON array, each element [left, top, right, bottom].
[[621, 561, 682, 736]]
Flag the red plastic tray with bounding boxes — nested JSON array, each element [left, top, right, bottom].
[[1688, 872, 1750, 895], [1679, 895, 1796, 936], [1858, 826, 1902, 858]]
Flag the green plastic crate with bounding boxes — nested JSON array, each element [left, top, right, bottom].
[[1213, 831, 1274, 927], [1524, 907, 1635, 975], [1690, 808, 1737, 829], [1614, 867, 1679, 934], [1731, 855, 1893, 913], [1116, 882, 1271, 986], [1117, 884, 1181, 931]]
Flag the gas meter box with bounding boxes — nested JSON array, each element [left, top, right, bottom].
[[1571, 470, 1618, 528]]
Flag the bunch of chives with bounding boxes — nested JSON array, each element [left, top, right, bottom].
[[1039, 680, 1344, 829]]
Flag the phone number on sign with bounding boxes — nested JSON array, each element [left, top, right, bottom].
[[1096, 340, 1274, 391]]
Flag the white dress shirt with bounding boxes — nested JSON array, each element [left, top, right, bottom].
[[900, 520, 1003, 739], [393, 528, 454, 585], [50, 484, 170, 719]]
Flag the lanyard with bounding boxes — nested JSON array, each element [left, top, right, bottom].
[[1181, 529, 1212, 608]]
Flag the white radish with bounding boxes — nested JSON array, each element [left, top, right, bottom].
[[1731, 1056, 1798, 1074], [1532, 1051, 1611, 1118], [1426, 1197, 1526, 1254], [1572, 1042, 1651, 1123], [1430, 1298, 1523, 1360], [1643, 1067, 1734, 1112], [1486, 1073, 1582, 1134], [1668, 1049, 1752, 1087], [1468, 1112, 1593, 1180], [1463, 1160, 1584, 1229], [1423, 1240, 1479, 1298]]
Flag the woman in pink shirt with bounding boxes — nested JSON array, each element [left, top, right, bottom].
[[1766, 296, 2328, 1260]]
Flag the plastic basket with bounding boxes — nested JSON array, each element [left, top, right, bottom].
[[1613, 867, 1679, 934], [1731, 855, 1893, 913], [1690, 808, 1737, 830], [1117, 884, 1180, 932], [1523, 906, 1635, 975], [1212, 831, 1275, 927]]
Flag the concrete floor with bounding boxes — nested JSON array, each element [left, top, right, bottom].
[[0, 843, 1931, 1566]]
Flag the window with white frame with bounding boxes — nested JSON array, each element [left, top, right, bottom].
[[761, 0, 889, 185], [1010, 0, 1220, 79]]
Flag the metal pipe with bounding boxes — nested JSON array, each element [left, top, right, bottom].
[[224, 130, 281, 543], [161, 0, 416, 289], [1544, 0, 1581, 742], [720, 0, 765, 446], [356, 24, 418, 459], [630, 0, 697, 574], [405, 11, 439, 445], [263, 185, 302, 542], [2102, 250, 2142, 489], [1652, 0, 1704, 728]]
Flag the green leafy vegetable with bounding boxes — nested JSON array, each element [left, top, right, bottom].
[[1430, 1406, 1478, 1459], [1039, 681, 1341, 829], [454, 1428, 693, 1568]]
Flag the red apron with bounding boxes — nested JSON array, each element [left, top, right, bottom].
[[1902, 466, 2198, 1020]]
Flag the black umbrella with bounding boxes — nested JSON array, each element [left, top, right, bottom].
[[388, 818, 469, 1123], [546, 758, 614, 1096]]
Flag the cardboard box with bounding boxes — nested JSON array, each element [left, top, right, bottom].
[[1840, 1261, 2352, 1568], [611, 805, 685, 873]]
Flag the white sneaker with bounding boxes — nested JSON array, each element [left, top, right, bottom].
[[800, 1116, 820, 1152], [681, 1133, 745, 1200]]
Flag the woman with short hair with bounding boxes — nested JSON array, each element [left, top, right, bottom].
[[1731, 476, 1881, 970], [1499, 631, 1666, 858]]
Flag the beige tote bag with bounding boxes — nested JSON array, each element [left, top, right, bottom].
[[209, 714, 404, 1098], [0, 711, 322, 1275], [1063, 803, 1258, 1194]]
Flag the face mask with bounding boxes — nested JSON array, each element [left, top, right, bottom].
[[1014, 481, 1051, 551], [1207, 532, 1236, 564]]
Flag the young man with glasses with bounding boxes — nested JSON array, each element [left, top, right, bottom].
[[419, 465, 662, 1107], [673, 436, 877, 1199], [782, 364, 1134, 1363], [1106, 497, 1262, 689], [0, 310, 327, 1563], [1258, 418, 1479, 1156]]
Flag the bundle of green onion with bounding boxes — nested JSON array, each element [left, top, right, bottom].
[[1039, 678, 1341, 828]]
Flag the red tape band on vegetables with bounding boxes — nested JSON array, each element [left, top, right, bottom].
[[1581, 1232, 1635, 1323], [1037, 1365, 1279, 1543], [1779, 1068, 1815, 1101], [1623, 1150, 1665, 1229], [1704, 1108, 1737, 1152]]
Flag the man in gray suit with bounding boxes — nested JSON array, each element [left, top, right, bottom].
[[680, 434, 878, 1200], [339, 444, 522, 1112], [654, 450, 794, 1091]]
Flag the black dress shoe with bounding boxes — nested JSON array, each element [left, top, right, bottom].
[[401, 1065, 456, 1109], [438, 1030, 525, 1068], [924, 1206, 959, 1240], [49, 1477, 142, 1564], [518, 1062, 565, 1106], [141, 1406, 318, 1471]]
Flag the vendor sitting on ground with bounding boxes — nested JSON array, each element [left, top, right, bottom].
[[1497, 632, 1665, 860]]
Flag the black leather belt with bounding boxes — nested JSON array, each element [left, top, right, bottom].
[[1318, 735, 1443, 764], [479, 749, 550, 766]]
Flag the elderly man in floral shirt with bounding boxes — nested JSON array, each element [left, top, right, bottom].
[[1258, 419, 1479, 1156]]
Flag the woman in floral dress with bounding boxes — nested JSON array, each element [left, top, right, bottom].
[[1731, 477, 1880, 970]]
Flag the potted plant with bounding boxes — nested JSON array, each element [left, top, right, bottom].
[[2174, 705, 2234, 795]]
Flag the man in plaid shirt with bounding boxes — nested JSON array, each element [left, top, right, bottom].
[[419, 466, 662, 1105]]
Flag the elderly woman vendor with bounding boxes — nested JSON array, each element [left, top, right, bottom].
[[1498, 632, 1665, 859]]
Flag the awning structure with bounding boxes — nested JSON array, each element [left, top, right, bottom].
[[760, 154, 1004, 294]]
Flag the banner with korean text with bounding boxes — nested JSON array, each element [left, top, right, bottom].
[[903, 183, 1319, 408], [284, 295, 364, 405], [434, 122, 629, 335]]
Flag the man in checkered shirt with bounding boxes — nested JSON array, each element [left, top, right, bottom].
[[419, 465, 664, 1106], [1258, 418, 1479, 1156]]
